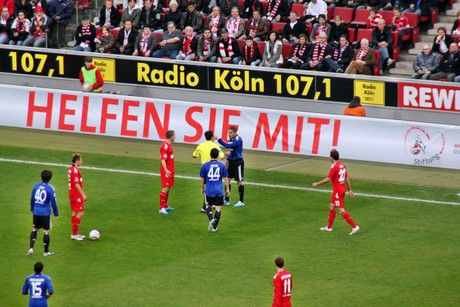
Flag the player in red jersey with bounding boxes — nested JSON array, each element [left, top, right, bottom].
[[312, 149, 360, 235], [68, 153, 87, 240], [159, 130, 176, 215], [272, 257, 292, 307]]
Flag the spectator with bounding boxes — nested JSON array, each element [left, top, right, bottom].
[[160, 0, 170, 13], [240, 36, 262, 66], [282, 11, 306, 45], [9, 10, 30, 45], [3, 0, 14, 15], [98, 0, 121, 29], [303, 0, 327, 24], [285, 34, 309, 69], [360, 0, 386, 10], [121, 0, 141, 28], [94, 25, 115, 53], [225, 6, 245, 39], [47, 0, 73, 48], [164, 0, 181, 31], [217, 28, 241, 64], [329, 15, 347, 45], [391, 6, 409, 49], [198, 0, 227, 16], [0, 6, 15, 45], [221, 0, 240, 17], [345, 0, 365, 9], [181, 1, 202, 34], [243, 0, 264, 19], [452, 11, 460, 36], [112, 20, 136, 55], [264, 0, 289, 23], [343, 96, 366, 117], [411, 44, 440, 80], [403, 0, 421, 16], [123, 0, 143, 9], [14, 0, 33, 20], [204, 5, 225, 37], [242, 9, 268, 41], [196, 27, 217, 62], [133, 25, 157, 56], [29, 0, 48, 17], [259, 30, 283, 67], [301, 31, 329, 70], [139, 0, 162, 31], [324, 34, 353, 72], [372, 19, 394, 71], [432, 26, 453, 55], [382, 0, 408, 11], [72, 15, 96, 52], [176, 25, 197, 60], [345, 38, 376, 74], [310, 14, 330, 44], [366, 8, 382, 29], [24, 6, 48, 47], [152, 21, 183, 58], [419, 0, 436, 22], [429, 43, 460, 82]]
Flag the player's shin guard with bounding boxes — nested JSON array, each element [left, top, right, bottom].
[[73, 216, 82, 235], [238, 184, 244, 202], [225, 184, 231, 202], [205, 207, 213, 221], [159, 192, 168, 209], [30, 230, 37, 248], [341, 211, 357, 228], [44, 233, 50, 253], [328, 209, 336, 229], [214, 211, 221, 228]]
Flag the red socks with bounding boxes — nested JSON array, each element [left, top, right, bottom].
[[160, 192, 168, 209], [72, 216, 82, 235], [328, 209, 336, 229], [341, 211, 357, 228]]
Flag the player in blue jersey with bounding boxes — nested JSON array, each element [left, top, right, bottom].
[[22, 262, 54, 307], [200, 148, 230, 232], [217, 126, 245, 207], [27, 170, 59, 257]]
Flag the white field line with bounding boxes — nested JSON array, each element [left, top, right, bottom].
[[1, 157, 459, 206]]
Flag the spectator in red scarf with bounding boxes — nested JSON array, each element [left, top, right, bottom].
[[345, 38, 376, 74], [0, 6, 15, 44], [94, 25, 115, 53], [133, 25, 157, 56], [9, 10, 30, 45], [176, 25, 198, 60], [240, 36, 262, 66], [196, 27, 217, 62], [23, 5, 48, 47]]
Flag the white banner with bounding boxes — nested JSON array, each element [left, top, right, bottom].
[[1, 84, 459, 169]]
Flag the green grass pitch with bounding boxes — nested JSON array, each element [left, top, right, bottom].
[[0, 129, 459, 306]]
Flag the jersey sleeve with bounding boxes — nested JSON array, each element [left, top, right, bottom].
[[192, 144, 201, 158], [199, 164, 207, 179], [21, 277, 29, 295], [272, 275, 282, 307], [160, 144, 168, 161], [50, 186, 59, 217], [327, 164, 336, 179], [222, 163, 229, 178], [46, 276, 54, 295], [30, 187, 35, 212]]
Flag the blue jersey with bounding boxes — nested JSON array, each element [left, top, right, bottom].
[[30, 182, 59, 217], [218, 135, 243, 160], [22, 273, 54, 307], [200, 160, 228, 197]]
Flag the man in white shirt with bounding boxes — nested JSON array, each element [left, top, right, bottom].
[[303, 0, 327, 24]]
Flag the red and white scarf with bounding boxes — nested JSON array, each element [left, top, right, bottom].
[[141, 34, 150, 55], [355, 46, 369, 61], [227, 16, 240, 37], [123, 29, 131, 46], [81, 25, 91, 44], [315, 25, 326, 39], [312, 43, 326, 61], [293, 44, 307, 57], [203, 38, 211, 56], [268, 0, 280, 19], [244, 44, 255, 60], [211, 14, 220, 32], [333, 42, 349, 60], [369, 14, 382, 28], [219, 38, 233, 57], [32, 16, 46, 37], [182, 34, 194, 55], [250, 18, 259, 32]]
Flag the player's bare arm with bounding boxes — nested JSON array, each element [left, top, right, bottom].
[[224, 177, 230, 197], [75, 183, 87, 201], [161, 159, 171, 177], [312, 177, 331, 187], [346, 177, 354, 198], [200, 178, 205, 195]]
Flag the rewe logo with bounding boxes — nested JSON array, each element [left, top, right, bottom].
[[404, 127, 445, 166]]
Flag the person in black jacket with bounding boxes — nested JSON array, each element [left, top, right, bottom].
[[217, 28, 241, 64], [98, 0, 121, 28], [240, 36, 262, 66], [181, 2, 203, 34], [329, 15, 348, 46], [432, 26, 453, 55], [264, 0, 288, 23], [139, 0, 161, 30], [164, 0, 182, 31], [285, 34, 309, 69], [430, 42, 460, 82], [243, 0, 263, 19], [112, 20, 137, 55], [72, 15, 96, 52], [282, 11, 306, 45], [372, 19, 394, 70], [0, 6, 14, 44], [324, 34, 353, 72]]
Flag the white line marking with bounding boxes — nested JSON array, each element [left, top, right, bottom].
[[265, 159, 306, 171], [1, 157, 459, 206]]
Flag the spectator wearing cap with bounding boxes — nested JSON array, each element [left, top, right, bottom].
[[98, 0, 121, 29], [0, 6, 15, 45], [72, 15, 96, 52], [24, 5, 49, 47], [152, 21, 183, 58], [343, 96, 366, 117], [181, 1, 202, 34], [29, 0, 48, 18], [217, 28, 241, 64], [121, 0, 141, 28]]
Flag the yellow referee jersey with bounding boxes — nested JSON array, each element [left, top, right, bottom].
[[192, 141, 225, 164]]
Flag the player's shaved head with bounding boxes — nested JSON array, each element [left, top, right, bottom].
[[41, 170, 53, 183], [275, 257, 284, 268]]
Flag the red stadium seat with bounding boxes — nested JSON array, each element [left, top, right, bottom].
[[154, 32, 163, 42], [237, 38, 245, 52], [327, 6, 332, 19], [404, 12, 419, 45], [347, 27, 356, 42], [257, 41, 266, 55], [373, 50, 381, 76], [350, 9, 369, 29], [332, 7, 354, 24], [261, 1, 269, 15], [74, 0, 90, 10], [291, 3, 304, 18], [355, 28, 373, 44], [281, 42, 293, 62], [110, 29, 120, 41], [96, 27, 102, 37], [419, 7, 438, 26], [271, 22, 286, 33], [379, 10, 394, 27]]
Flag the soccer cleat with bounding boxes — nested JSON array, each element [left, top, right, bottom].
[[159, 208, 169, 215], [234, 201, 245, 207], [320, 227, 333, 232], [71, 235, 84, 241], [200, 208, 206, 213], [350, 226, 360, 235], [208, 219, 216, 231], [223, 200, 230, 206], [211, 227, 218, 232], [43, 251, 55, 256], [77, 234, 86, 239], [26, 248, 33, 256], [166, 206, 175, 211]]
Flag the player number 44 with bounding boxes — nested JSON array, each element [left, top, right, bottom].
[[207, 165, 221, 181]]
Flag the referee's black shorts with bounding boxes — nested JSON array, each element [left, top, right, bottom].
[[228, 159, 244, 181]]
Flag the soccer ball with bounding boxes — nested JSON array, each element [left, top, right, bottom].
[[89, 230, 100, 240]]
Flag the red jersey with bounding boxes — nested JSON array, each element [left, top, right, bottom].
[[367, 13, 382, 29], [68, 165, 83, 201], [327, 161, 348, 193], [160, 141, 174, 174], [394, 15, 409, 30], [273, 270, 292, 307]]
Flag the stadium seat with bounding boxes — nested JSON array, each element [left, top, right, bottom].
[[374, 50, 381, 76], [110, 29, 120, 41], [327, 6, 332, 19], [350, 9, 369, 29], [404, 12, 419, 45], [261, 1, 269, 15], [238, 0, 244, 11], [271, 22, 286, 33], [391, 31, 400, 62], [96, 27, 102, 37], [154, 32, 163, 42], [379, 10, 394, 27], [291, 3, 304, 18], [354, 28, 373, 44], [347, 27, 356, 42], [332, 7, 354, 24], [257, 41, 266, 55], [281, 42, 293, 65], [74, 0, 90, 10], [419, 7, 438, 26]]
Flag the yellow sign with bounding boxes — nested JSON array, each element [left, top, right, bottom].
[[354, 80, 385, 106], [93, 58, 116, 82]]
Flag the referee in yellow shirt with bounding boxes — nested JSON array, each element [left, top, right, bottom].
[[193, 130, 225, 212]]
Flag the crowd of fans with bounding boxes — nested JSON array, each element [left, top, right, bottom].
[[0, 0, 459, 80]]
